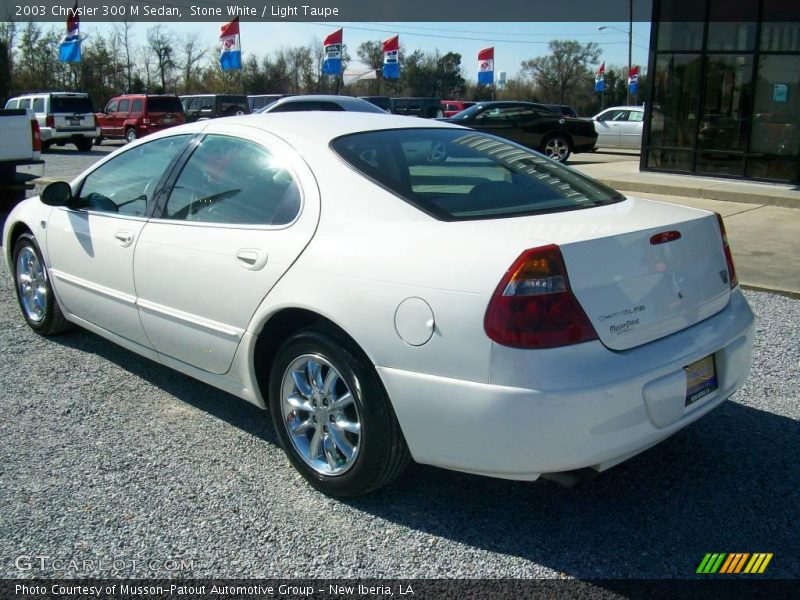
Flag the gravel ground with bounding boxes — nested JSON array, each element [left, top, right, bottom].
[[0, 255, 797, 579]]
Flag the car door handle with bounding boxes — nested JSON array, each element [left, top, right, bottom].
[[236, 249, 267, 270], [115, 230, 134, 247]]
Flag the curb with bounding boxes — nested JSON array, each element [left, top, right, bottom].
[[596, 178, 800, 209], [740, 284, 800, 300]]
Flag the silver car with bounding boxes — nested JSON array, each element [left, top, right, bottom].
[[592, 106, 644, 150]]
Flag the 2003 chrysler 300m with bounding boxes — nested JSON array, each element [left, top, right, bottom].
[[3, 113, 755, 496]]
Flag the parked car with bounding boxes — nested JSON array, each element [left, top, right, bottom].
[[359, 96, 391, 111], [442, 101, 597, 162], [592, 106, 644, 150], [3, 113, 753, 497], [255, 95, 387, 114], [95, 94, 185, 144], [441, 100, 476, 118], [542, 104, 579, 118], [180, 94, 250, 122], [0, 108, 43, 209], [4, 92, 99, 152], [248, 94, 295, 112], [390, 97, 443, 118]]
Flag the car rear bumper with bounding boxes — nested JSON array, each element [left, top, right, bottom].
[[41, 127, 100, 142], [378, 287, 754, 481]]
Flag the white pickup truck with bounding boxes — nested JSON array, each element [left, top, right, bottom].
[[0, 108, 44, 211]]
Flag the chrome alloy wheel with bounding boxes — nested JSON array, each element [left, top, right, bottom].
[[280, 354, 362, 476], [544, 137, 569, 161], [16, 246, 48, 322]]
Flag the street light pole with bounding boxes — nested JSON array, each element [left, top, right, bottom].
[[597, 0, 634, 105], [627, 0, 633, 106]]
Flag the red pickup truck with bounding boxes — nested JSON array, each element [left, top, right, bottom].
[[95, 94, 185, 144]]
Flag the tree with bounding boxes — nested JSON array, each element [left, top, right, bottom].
[[521, 40, 601, 105], [178, 32, 207, 94], [112, 21, 135, 92], [146, 25, 176, 93]]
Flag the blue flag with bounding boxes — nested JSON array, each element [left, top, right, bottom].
[[59, 4, 81, 63], [323, 29, 343, 75]]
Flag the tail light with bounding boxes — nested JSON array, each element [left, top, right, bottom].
[[484, 244, 598, 348], [31, 119, 41, 152], [715, 213, 738, 288], [45, 114, 54, 129]]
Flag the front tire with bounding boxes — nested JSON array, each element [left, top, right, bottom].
[[269, 328, 410, 497], [12, 233, 72, 335], [541, 134, 572, 162]]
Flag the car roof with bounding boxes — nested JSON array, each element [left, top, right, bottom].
[[600, 105, 644, 111], [171, 111, 458, 145]]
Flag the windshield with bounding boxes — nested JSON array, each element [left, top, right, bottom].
[[331, 128, 623, 221]]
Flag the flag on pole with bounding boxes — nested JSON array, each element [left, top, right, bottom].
[[59, 1, 81, 63], [628, 65, 639, 96], [382, 35, 399, 79], [219, 18, 241, 70], [322, 28, 343, 75], [477, 47, 494, 85], [595, 62, 606, 92]]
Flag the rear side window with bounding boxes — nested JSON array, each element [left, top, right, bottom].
[[331, 128, 623, 221], [148, 97, 182, 113], [164, 135, 300, 226], [52, 96, 93, 113]]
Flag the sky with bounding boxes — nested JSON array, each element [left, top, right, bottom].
[[82, 21, 652, 80]]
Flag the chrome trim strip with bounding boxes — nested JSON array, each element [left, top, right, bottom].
[[49, 268, 137, 304], [136, 298, 243, 338]]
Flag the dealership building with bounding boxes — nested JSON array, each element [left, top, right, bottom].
[[643, 0, 800, 183]]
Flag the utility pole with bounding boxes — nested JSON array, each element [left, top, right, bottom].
[[627, 0, 633, 106]]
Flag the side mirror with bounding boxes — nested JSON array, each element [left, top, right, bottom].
[[40, 181, 73, 207]]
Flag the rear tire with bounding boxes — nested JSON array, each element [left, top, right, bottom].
[[12, 233, 72, 336], [268, 328, 410, 497], [75, 138, 92, 152], [541, 134, 572, 163], [125, 128, 138, 144]]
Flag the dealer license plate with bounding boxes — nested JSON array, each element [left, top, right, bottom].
[[685, 355, 718, 406], [69, 117, 82, 126]]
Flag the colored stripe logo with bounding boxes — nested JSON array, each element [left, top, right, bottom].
[[697, 553, 773, 574]]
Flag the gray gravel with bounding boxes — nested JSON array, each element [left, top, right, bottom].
[[0, 253, 797, 579]]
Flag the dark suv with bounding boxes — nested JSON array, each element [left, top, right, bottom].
[[390, 97, 443, 118], [95, 94, 185, 144], [180, 94, 250, 122]]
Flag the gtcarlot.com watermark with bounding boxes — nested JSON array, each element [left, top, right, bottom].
[[14, 554, 195, 575]]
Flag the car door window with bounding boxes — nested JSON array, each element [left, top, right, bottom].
[[118, 99, 131, 114], [76, 135, 191, 216], [599, 109, 626, 122], [131, 98, 143, 113], [163, 135, 301, 226], [32, 98, 45, 113]]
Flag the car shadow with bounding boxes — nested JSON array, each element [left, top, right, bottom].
[[51, 328, 799, 579]]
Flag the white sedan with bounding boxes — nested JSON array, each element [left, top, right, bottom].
[[593, 105, 645, 149], [3, 113, 754, 496]]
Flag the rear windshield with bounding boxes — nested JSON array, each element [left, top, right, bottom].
[[51, 96, 94, 113], [218, 96, 249, 116], [330, 128, 623, 221], [148, 97, 183, 113]]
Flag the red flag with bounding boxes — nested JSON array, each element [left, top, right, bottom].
[[66, 1, 79, 36], [220, 17, 239, 38], [597, 62, 605, 77], [382, 35, 399, 53], [629, 65, 639, 79], [477, 47, 494, 62], [324, 28, 343, 46]]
